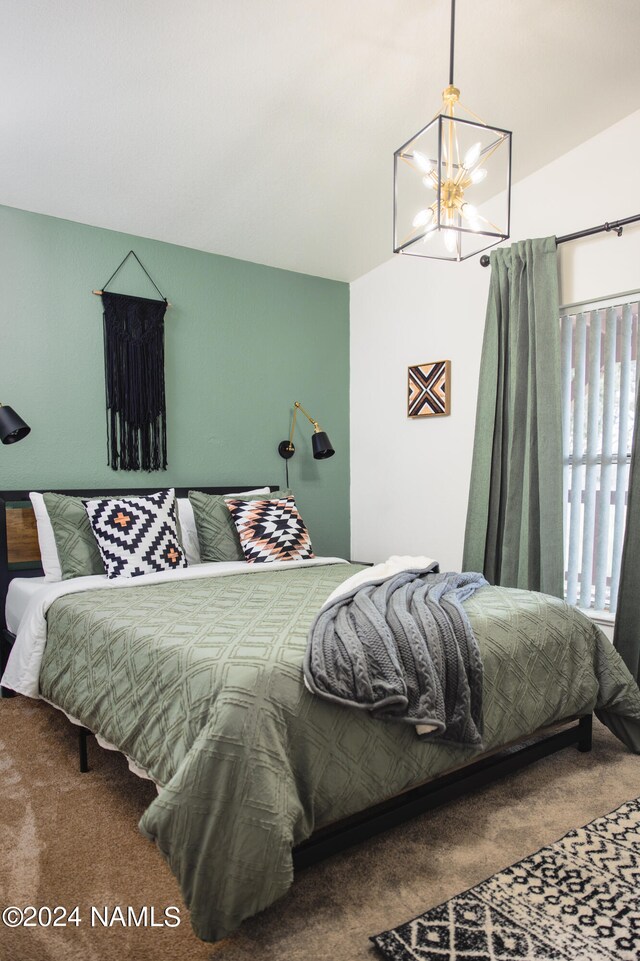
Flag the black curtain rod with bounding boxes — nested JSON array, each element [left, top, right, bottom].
[[479, 213, 640, 267]]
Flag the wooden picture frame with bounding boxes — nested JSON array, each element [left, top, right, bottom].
[[408, 360, 451, 417]]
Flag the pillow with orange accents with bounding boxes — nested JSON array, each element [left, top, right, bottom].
[[84, 489, 187, 579], [225, 495, 314, 564]]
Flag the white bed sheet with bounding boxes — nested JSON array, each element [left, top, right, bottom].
[[5, 576, 48, 635], [2, 557, 347, 699]]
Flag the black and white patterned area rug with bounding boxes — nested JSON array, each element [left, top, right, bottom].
[[372, 797, 640, 961]]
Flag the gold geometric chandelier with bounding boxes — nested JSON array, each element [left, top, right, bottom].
[[393, 0, 512, 262]]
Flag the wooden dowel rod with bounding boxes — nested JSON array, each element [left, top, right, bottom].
[[92, 289, 172, 307]]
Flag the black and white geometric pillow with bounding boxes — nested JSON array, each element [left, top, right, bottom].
[[225, 496, 314, 564], [84, 489, 187, 579]]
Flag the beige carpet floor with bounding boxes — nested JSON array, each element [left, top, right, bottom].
[[1, 698, 639, 961]]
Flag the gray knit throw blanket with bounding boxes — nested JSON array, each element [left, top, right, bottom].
[[304, 568, 488, 747]]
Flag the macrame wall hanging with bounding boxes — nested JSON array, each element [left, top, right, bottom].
[[93, 251, 169, 472]]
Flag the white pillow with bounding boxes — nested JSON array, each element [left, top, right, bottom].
[[178, 489, 270, 565], [230, 487, 271, 497], [177, 499, 201, 565], [29, 492, 62, 582]]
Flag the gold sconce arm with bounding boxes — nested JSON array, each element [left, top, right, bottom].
[[277, 401, 334, 463], [286, 401, 323, 451]]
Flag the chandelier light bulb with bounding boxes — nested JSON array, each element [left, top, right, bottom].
[[444, 229, 457, 252], [412, 208, 435, 228], [462, 142, 482, 170], [470, 167, 488, 184], [461, 203, 482, 232], [413, 151, 434, 173]]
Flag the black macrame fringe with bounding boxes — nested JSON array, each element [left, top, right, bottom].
[[101, 291, 168, 472]]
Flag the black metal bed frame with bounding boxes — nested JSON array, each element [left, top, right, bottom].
[[72, 713, 593, 868], [293, 715, 592, 868], [0, 486, 593, 871]]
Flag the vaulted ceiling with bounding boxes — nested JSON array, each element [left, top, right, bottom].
[[2, 0, 639, 281]]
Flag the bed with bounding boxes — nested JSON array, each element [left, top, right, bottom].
[[2, 487, 640, 943]]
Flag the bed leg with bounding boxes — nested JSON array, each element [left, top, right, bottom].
[[577, 714, 593, 753], [79, 727, 90, 773]]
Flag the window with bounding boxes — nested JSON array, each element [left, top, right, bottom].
[[561, 297, 638, 614]]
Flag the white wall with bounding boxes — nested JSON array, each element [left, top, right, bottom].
[[350, 108, 640, 570]]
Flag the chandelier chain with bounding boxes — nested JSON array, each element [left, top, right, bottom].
[[449, 0, 456, 87]]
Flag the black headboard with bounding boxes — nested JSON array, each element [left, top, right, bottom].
[[0, 485, 277, 636]]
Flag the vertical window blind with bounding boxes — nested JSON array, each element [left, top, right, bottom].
[[561, 297, 638, 613]]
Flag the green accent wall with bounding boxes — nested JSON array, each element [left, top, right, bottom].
[[0, 205, 350, 557]]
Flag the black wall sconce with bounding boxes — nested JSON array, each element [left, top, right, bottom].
[[0, 404, 30, 445], [278, 401, 335, 464]]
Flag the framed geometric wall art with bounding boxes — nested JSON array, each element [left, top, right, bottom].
[[408, 360, 451, 417]]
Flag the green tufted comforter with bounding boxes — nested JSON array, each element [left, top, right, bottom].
[[37, 563, 640, 941]]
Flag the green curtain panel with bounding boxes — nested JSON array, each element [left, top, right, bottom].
[[613, 382, 640, 685], [463, 237, 564, 597]]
